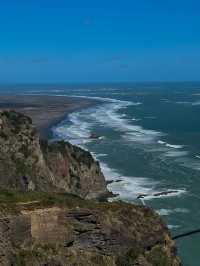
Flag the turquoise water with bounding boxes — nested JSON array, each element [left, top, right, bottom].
[[2, 82, 200, 265]]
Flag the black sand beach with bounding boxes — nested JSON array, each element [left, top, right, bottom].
[[0, 95, 97, 138]]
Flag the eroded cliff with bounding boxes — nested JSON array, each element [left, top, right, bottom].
[[0, 192, 180, 266], [0, 111, 108, 199]]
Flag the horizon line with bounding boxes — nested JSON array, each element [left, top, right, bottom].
[[0, 80, 200, 86]]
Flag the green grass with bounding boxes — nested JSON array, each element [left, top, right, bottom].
[[0, 189, 96, 212]]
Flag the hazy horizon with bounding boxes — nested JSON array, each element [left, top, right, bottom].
[[1, 81, 200, 86]]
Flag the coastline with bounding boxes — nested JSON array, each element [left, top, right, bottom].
[[0, 94, 99, 139], [0, 94, 182, 264]]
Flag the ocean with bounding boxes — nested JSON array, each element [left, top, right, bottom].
[[1, 82, 200, 265]]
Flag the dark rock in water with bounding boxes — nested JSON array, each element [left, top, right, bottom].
[[153, 190, 178, 197], [106, 180, 114, 185], [137, 190, 179, 199], [106, 179, 122, 185], [137, 194, 148, 199], [89, 133, 101, 139], [115, 179, 122, 183]]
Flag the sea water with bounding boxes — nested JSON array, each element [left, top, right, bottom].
[[2, 82, 200, 266]]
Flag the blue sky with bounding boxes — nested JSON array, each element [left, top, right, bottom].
[[0, 0, 200, 83]]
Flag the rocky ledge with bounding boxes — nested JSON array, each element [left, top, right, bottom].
[[0, 191, 180, 266]]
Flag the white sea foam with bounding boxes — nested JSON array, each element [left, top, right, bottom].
[[168, 225, 181, 230], [156, 209, 173, 216], [157, 208, 189, 216], [53, 111, 92, 145], [99, 159, 186, 203], [53, 94, 187, 202], [164, 151, 188, 157], [158, 139, 187, 157], [131, 102, 142, 106], [174, 208, 190, 213], [132, 118, 141, 121], [51, 89, 65, 93], [165, 144, 183, 149], [124, 131, 161, 144], [96, 153, 108, 158], [192, 101, 200, 106], [158, 140, 183, 149], [100, 162, 157, 201], [158, 140, 166, 145], [66, 95, 162, 144], [52, 97, 161, 201], [176, 100, 200, 106]]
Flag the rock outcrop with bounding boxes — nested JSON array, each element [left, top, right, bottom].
[[0, 192, 180, 266], [0, 111, 108, 199]]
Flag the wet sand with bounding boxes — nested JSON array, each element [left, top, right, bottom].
[[0, 95, 97, 139]]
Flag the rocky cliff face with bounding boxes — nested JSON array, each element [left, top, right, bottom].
[[0, 192, 180, 266], [0, 111, 108, 199], [43, 140, 108, 199]]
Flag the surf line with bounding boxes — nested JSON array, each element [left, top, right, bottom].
[[172, 229, 200, 240]]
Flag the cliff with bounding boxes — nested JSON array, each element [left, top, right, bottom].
[[0, 110, 181, 265], [0, 111, 108, 199], [0, 191, 180, 266]]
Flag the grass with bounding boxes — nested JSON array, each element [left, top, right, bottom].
[[0, 189, 96, 212]]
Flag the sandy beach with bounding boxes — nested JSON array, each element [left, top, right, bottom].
[[0, 95, 97, 139]]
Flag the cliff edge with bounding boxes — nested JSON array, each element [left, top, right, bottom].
[[0, 110, 108, 199], [0, 191, 180, 266]]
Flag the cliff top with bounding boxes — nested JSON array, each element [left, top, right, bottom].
[[0, 189, 180, 266]]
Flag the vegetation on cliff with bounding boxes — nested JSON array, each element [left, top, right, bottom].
[[0, 190, 180, 266]]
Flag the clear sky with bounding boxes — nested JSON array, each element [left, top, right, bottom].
[[0, 0, 200, 83]]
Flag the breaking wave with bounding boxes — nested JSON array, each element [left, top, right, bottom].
[[53, 95, 187, 203], [157, 208, 189, 216]]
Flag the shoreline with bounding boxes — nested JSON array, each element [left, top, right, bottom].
[[0, 94, 181, 202], [0, 94, 99, 139], [0, 94, 115, 200]]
